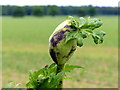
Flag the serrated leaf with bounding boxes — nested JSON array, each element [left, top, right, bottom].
[[79, 17, 86, 25], [95, 30, 106, 36], [64, 64, 83, 72], [39, 77, 50, 88], [26, 63, 62, 88], [14, 83, 21, 88], [49, 71, 64, 88], [26, 65, 49, 88], [28, 71, 38, 88], [80, 17, 103, 30], [85, 29, 93, 34], [99, 37, 103, 44], [81, 31, 87, 38], [92, 33, 104, 44], [92, 34, 99, 44], [26, 81, 32, 88], [66, 16, 74, 20], [92, 30, 106, 44], [88, 18, 103, 30], [33, 65, 49, 79], [65, 31, 78, 43], [48, 63, 56, 68], [45, 63, 57, 75], [77, 37, 83, 47]]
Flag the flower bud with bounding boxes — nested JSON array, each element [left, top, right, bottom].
[[49, 19, 77, 65]]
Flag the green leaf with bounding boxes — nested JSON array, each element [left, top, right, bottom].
[[92, 30, 106, 44], [79, 17, 105, 45], [47, 63, 57, 74], [26, 63, 62, 88], [65, 30, 78, 43], [66, 16, 74, 20], [49, 71, 64, 88], [88, 18, 103, 29], [79, 17, 86, 26], [92, 34, 99, 44], [30, 65, 47, 80], [80, 17, 89, 28], [80, 17, 103, 30], [77, 37, 83, 47], [14, 83, 21, 88], [95, 30, 106, 36], [65, 16, 105, 46], [26, 65, 49, 88], [85, 29, 93, 34], [26, 81, 32, 88], [74, 32, 84, 47], [38, 77, 50, 88], [66, 16, 79, 28], [92, 33, 104, 44], [81, 31, 87, 38], [64, 64, 83, 72]]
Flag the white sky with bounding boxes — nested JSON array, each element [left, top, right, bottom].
[[0, 0, 119, 7]]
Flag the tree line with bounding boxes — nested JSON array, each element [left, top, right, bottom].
[[1, 5, 118, 17]]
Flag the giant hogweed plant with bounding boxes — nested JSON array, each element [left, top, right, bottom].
[[6, 16, 105, 89], [26, 16, 106, 89], [48, 16, 106, 88]]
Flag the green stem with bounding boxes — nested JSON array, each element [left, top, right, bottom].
[[56, 64, 64, 89]]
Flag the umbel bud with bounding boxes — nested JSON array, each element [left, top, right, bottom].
[[49, 19, 77, 65], [49, 16, 105, 66]]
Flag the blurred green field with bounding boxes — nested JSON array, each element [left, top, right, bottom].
[[2, 16, 118, 88]]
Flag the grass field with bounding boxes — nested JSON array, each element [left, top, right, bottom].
[[2, 16, 118, 88]]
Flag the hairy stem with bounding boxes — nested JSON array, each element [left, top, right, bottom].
[[56, 64, 64, 89]]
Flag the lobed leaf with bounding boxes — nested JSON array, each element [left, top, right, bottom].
[[77, 36, 83, 47], [64, 64, 83, 72], [79, 17, 86, 25], [49, 71, 64, 88], [26, 63, 64, 88], [65, 16, 106, 46]]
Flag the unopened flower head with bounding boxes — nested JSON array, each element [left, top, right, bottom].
[[49, 16, 106, 65]]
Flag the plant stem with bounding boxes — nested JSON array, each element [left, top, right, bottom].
[[56, 64, 64, 89]]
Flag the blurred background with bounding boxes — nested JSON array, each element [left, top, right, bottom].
[[1, 0, 118, 88]]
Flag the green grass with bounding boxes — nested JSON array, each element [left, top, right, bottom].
[[2, 16, 118, 88]]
